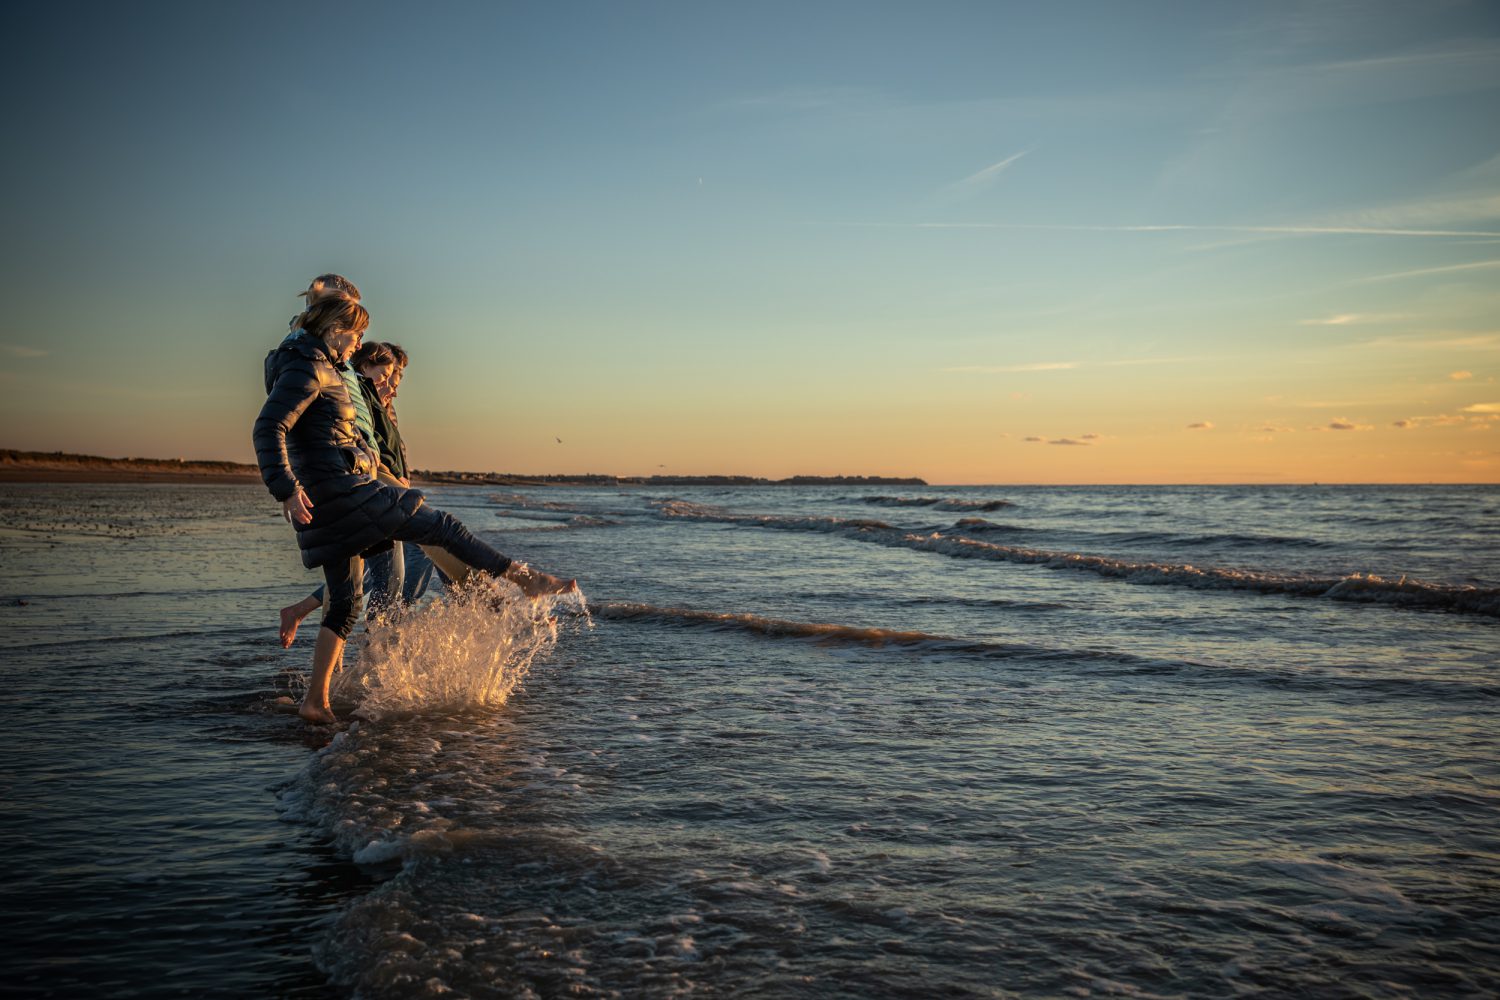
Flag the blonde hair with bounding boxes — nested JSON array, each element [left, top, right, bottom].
[[290, 273, 361, 331], [299, 297, 370, 341]]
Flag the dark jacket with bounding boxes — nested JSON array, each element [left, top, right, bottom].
[[253, 332, 425, 568], [360, 376, 407, 481]]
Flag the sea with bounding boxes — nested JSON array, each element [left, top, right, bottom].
[[2, 481, 1497, 998]]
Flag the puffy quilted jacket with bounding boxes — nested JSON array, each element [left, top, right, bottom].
[[253, 331, 425, 568]]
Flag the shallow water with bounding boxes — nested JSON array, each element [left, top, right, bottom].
[[2, 482, 1497, 997]]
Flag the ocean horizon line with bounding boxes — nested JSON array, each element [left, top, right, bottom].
[[1, 449, 1493, 488]]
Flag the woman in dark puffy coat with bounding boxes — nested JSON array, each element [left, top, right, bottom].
[[254, 292, 575, 724], [276, 341, 412, 646]]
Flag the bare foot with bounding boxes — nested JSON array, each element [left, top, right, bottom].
[[298, 700, 337, 725], [504, 563, 577, 598], [279, 604, 303, 648], [279, 596, 318, 647]]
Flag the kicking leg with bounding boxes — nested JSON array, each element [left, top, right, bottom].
[[418, 544, 473, 588], [396, 507, 576, 597]]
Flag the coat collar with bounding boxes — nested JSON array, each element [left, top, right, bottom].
[[285, 329, 341, 367]]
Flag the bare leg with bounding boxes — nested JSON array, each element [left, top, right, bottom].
[[298, 627, 343, 724], [419, 544, 474, 586], [418, 544, 572, 596], [279, 594, 323, 648]]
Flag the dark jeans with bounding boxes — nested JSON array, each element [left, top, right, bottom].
[[319, 505, 511, 638], [311, 546, 398, 618]]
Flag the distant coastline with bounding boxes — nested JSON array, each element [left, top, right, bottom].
[[0, 450, 926, 487]]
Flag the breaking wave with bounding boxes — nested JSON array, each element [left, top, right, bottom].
[[861, 495, 1015, 512], [592, 601, 1499, 699], [486, 492, 588, 513], [952, 517, 1327, 549], [493, 513, 619, 532], [899, 533, 1500, 616], [593, 601, 969, 649], [654, 504, 1500, 616]]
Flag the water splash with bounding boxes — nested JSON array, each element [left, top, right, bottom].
[[333, 577, 590, 718]]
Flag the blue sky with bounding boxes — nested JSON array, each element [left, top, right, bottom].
[[2, 1, 1497, 482]]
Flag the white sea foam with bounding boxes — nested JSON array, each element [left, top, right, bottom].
[[650, 498, 730, 519], [486, 509, 619, 530], [861, 494, 1015, 511], [594, 601, 960, 648], [901, 532, 1500, 615], [653, 503, 1500, 616], [486, 492, 585, 512]]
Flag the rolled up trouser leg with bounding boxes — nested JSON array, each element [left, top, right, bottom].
[[320, 555, 364, 640], [310, 558, 377, 610], [392, 506, 512, 579]]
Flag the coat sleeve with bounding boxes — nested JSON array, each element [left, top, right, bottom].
[[253, 357, 321, 502], [360, 378, 400, 474]]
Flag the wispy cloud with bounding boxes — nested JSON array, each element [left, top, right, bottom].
[[1, 344, 47, 358], [871, 222, 1500, 238], [1327, 418, 1373, 431], [941, 357, 1195, 374], [1187, 421, 1214, 430], [944, 150, 1030, 198], [1319, 192, 1500, 233], [1160, 39, 1500, 196], [1358, 333, 1500, 351], [1352, 259, 1500, 284], [1464, 402, 1500, 413], [1098, 357, 1200, 367], [1165, 190, 1500, 251], [1222, 38, 1500, 112], [1395, 414, 1468, 429], [1301, 312, 1412, 327], [943, 362, 1076, 373], [1451, 371, 1474, 380], [1022, 435, 1094, 446]]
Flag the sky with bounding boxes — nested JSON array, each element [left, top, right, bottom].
[[1, 0, 1498, 484]]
